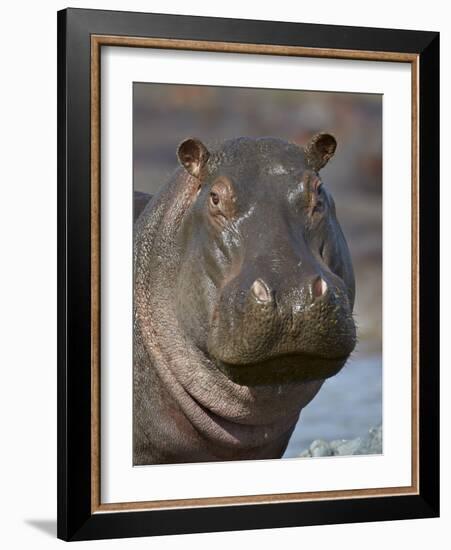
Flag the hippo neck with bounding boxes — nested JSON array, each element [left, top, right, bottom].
[[134, 171, 323, 453]]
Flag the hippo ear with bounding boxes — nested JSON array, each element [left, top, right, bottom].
[[304, 132, 337, 171], [177, 138, 210, 179]]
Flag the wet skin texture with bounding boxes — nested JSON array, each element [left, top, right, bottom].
[[133, 134, 356, 465]]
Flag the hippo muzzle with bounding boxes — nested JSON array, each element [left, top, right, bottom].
[[207, 238, 356, 385]]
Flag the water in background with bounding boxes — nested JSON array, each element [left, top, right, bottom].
[[284, 353, 382, 457], [134, 83, 383, 457]]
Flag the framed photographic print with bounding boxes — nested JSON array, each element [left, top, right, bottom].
[[57, 7, 439, 541]]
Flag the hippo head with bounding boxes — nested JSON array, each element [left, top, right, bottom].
[[175, 135, 356, 386]]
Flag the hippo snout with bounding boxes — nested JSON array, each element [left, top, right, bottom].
[[207, 269, 356, 386], [250, 275, 328, 304]]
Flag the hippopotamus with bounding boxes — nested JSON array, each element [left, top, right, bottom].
[[133, 134, 356, 465]]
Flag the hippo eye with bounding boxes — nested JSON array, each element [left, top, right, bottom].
[[208, 178, 237, 221], [210, 191, 220, 206]]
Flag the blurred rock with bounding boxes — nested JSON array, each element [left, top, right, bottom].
[[310, 440, 334, 457], [299, 426, 382, 457]]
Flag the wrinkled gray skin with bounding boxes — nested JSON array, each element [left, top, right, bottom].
[[134, 134, 356, 465]]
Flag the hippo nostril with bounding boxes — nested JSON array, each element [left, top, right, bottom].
[[251, 279, 272, 303], [312, 276, 328, 299]]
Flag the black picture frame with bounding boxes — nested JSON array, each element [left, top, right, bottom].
[[57, 7, 439, 541]]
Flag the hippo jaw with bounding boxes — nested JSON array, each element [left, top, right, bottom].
[[216, 353, 348, 386]]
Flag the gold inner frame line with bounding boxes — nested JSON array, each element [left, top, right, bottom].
[[90, 34, 420, 514]]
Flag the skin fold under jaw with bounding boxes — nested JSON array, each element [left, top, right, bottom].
[[133, 134, 356, 465]]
